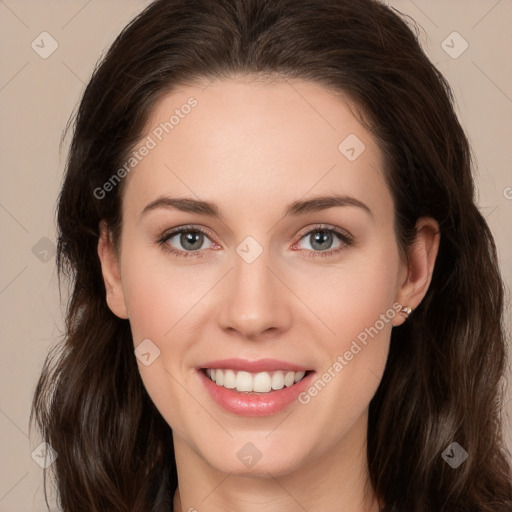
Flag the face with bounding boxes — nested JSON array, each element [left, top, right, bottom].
[[98, 77, 437, 478]]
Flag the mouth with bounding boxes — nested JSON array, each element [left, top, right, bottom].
[[200, 367, 313, 394], [197, 358, 316, 416]]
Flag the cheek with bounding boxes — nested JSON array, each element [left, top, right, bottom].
[[293, 234, 400, 352], [121, 246, 211, 342]]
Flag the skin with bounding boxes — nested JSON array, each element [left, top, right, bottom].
[[98, 76, 439, 512]]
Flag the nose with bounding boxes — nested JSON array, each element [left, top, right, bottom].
[[216, 246, 293, 340]]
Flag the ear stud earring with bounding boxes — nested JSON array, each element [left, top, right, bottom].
[[399, 306, 413, 319]]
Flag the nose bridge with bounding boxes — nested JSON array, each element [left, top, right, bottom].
[[233, 245, 273, 300], [217, 237, 292, 338]]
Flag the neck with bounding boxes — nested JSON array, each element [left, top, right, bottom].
[[172, 411, 381, 512]]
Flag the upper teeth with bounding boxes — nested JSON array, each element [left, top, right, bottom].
[[205, 369, 306, 393]]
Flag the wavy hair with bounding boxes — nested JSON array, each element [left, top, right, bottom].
[[30, 0, 512, 510]]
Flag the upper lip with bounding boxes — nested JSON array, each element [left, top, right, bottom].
[[199, 358, 311, 373]]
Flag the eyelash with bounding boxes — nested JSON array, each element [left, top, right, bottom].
[[157, 224, 354, 259]]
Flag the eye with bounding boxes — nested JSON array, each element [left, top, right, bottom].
[[293, 225, 353, 258], [157, 224, 353, 259], [157, 225, 217, 258]]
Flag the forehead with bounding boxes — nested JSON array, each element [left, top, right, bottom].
[[122, 77, 392, 223]]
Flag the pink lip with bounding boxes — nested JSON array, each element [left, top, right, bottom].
[[199, 358, 311, 373], [197, 368, 316, 417]]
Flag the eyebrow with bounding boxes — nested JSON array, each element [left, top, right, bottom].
[[140, 194, 373, 220]]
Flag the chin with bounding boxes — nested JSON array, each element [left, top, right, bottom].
[[202, 442, 309, 478]]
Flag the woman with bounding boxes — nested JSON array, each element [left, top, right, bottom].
[[30, 0, 512, 510]]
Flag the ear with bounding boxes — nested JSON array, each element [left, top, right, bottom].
[[97, 221, 129, 319], [393, 217, 440, 326]]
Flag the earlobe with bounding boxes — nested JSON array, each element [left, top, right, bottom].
[[393, 217, 440, 326], [97, 221, 129, 319]]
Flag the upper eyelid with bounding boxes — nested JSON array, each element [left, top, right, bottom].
[[296, 223, 350, 239], [161, 224, 215, 242]]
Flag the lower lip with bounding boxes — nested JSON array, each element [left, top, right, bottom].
[[197, 369, 315, 417]]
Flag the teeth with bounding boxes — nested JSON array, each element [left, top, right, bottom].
[[253, 371, 272, 392], [205, 369, 307, 393], [224, 369, 236, 389], [271, 371, 284, 390], [235, 371, 253, 391], [294, 371, 306, 383], [284, 371, 295, 387]]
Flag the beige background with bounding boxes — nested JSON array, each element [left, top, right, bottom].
[[0, 0, 511, 510]]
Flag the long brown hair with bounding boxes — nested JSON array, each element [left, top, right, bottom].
[[30, 0, 512, 510]]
